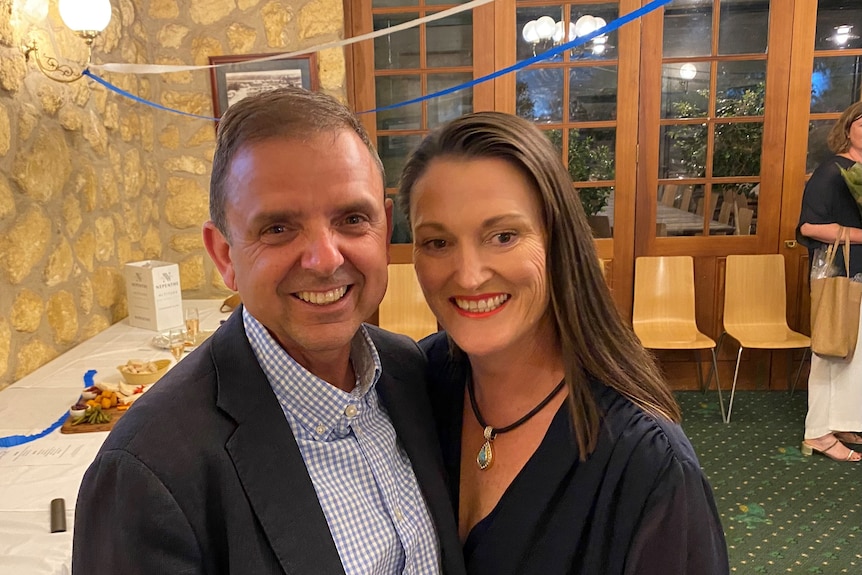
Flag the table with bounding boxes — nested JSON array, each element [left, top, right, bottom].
[[597, 197, 736, 236], [0, 300, 230, 575]]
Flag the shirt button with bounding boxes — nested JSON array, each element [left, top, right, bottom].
[[395, 508, 404, 521], [315, 424, 326, 435], [344, 405, 358, 417]]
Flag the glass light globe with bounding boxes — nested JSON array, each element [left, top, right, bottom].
[[522, 20, 539, 44], [59, 0, 112, 33], [535, 16, 556, 41], [574, 15, 597, 38], [679, 63, 698, 81], [553, 21, 565, 44]]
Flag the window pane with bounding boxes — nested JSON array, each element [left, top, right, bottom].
[[807, 119, 836, 172], [515, 68, 564, 123], [373, 0, 417, 7], [814, 3, 862, 50], [516, 5, 565, 63], [660, 123, 707, 178], [374, 14, 420, 69], [427, 12, 473, 67], [378, 134, 424, 188], [427, 73, 473, 128], [567, 128, 616, 183], [658, 183, 720, 237], [375, 75, 422, 132], [713, 121, 763, 177], [713, 183, 758, 236], [715, 62, 766, 117], [388, 193, 413, 244], [663, 2, 712, 58], [661, 62, 709, 119], [569, 66, 617, 121], [810, 56, 862, 113], [718, 0, 768, 55], [568, 4, 619, 62]]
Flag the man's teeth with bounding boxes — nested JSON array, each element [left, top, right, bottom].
[[296, 286, 347, 305], [454, 294, 509, 313]]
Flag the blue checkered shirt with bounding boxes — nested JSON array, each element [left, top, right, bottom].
[[243, 309, 441, 574]]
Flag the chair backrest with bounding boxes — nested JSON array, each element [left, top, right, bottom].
[[633, 256, 699, 334], [378, 263, 439, 341], [724, 254, 789, 327]]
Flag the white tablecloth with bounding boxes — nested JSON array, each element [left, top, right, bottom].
[[0, 300, 231, 575]]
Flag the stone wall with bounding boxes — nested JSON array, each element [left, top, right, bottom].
[[0, 0, 346, 390]]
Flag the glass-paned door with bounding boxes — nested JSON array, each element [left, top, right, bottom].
[[657, 0, 769, 238], [349, 0, 494, 258], [515, 1, 621, 239]]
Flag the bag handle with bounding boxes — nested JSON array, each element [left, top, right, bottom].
[[826, 226, 851, 278]]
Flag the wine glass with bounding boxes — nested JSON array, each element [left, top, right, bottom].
[[184, 307, 200, 344], [169, 329, 186, 361]]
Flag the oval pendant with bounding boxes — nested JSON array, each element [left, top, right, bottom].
[[477, 440, 493, 470]]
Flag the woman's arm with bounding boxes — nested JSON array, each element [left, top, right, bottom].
[[799, 222, 862, 244]]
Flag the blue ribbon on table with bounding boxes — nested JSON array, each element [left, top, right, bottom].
[[0, 370, 97, 449]]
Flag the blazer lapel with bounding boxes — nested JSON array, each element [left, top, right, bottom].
[[374, 348, 466, 575], [212, 310, 346, 575]]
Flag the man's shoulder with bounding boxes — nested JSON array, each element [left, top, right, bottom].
[[363, 324, 423, 358]]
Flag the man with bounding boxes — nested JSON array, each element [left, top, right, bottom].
[[72, 88, 464, 575]]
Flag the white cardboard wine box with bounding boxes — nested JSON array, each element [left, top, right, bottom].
[[124, 261, 184, 331]]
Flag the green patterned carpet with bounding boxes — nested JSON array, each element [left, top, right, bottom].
[[677, 391, 861, 574]]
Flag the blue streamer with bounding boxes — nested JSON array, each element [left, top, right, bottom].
[[0, 369, 98, 449], [83, 369, 97, 388], [82, 70, 220, 121], [79, 0, 669, 123], [361, 0, 671, 114], [0, 413, 69, 449]]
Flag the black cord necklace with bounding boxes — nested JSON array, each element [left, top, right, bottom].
[[467, 376, 567, 471]]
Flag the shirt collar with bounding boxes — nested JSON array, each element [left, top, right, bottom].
[[242, 307, 383, 438]]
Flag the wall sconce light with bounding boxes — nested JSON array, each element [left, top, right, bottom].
[[521, 13, 609, 58], [20, 0, 112, 83], [679, 62, 697, 93]]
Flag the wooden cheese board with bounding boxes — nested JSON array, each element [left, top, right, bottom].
[[60, 406, 129, 434]]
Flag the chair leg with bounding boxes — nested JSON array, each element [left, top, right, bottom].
[[789, 347, 810, 396], [709, 348, 725, 423], [693, 349, 705, 392], [726, 345, 744, 424], [704, 331, 726, 394]]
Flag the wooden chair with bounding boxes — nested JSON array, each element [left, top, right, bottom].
[[711, 254, 810, 422], [660, 184, 678, 206], [680, 186, 694, 213], [378, 263, 439, 341], [633, 256, 725, 421], [734, 205, 754, 235]]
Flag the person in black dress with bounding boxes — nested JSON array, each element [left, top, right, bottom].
[[397, 111, 729, 574], [797, 101, 862, 462]]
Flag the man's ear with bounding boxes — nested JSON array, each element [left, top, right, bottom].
[[203, 221, 237, 291], [384, 196, 394, 264]]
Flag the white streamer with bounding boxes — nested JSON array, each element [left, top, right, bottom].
[[91, 0, 495, 75]]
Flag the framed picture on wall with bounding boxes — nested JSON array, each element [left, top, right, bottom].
[[209, 53, 318, 118]]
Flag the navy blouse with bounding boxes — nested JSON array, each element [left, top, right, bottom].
[[422, 332, 729, 575]]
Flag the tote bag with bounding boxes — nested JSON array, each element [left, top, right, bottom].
[[810, 231, 862, 360]]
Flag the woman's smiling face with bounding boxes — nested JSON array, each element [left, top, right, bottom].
[[409, 157, 555, 360]]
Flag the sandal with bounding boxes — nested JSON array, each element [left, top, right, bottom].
[[834, 431, 862, 446], [801, 439, 861, 462]]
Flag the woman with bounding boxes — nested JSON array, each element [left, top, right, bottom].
[[797, 101, 862, 462], [398, 112, 728, 574]]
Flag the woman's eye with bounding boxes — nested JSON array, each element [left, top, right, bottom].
[[493, 232, 516, 245]]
